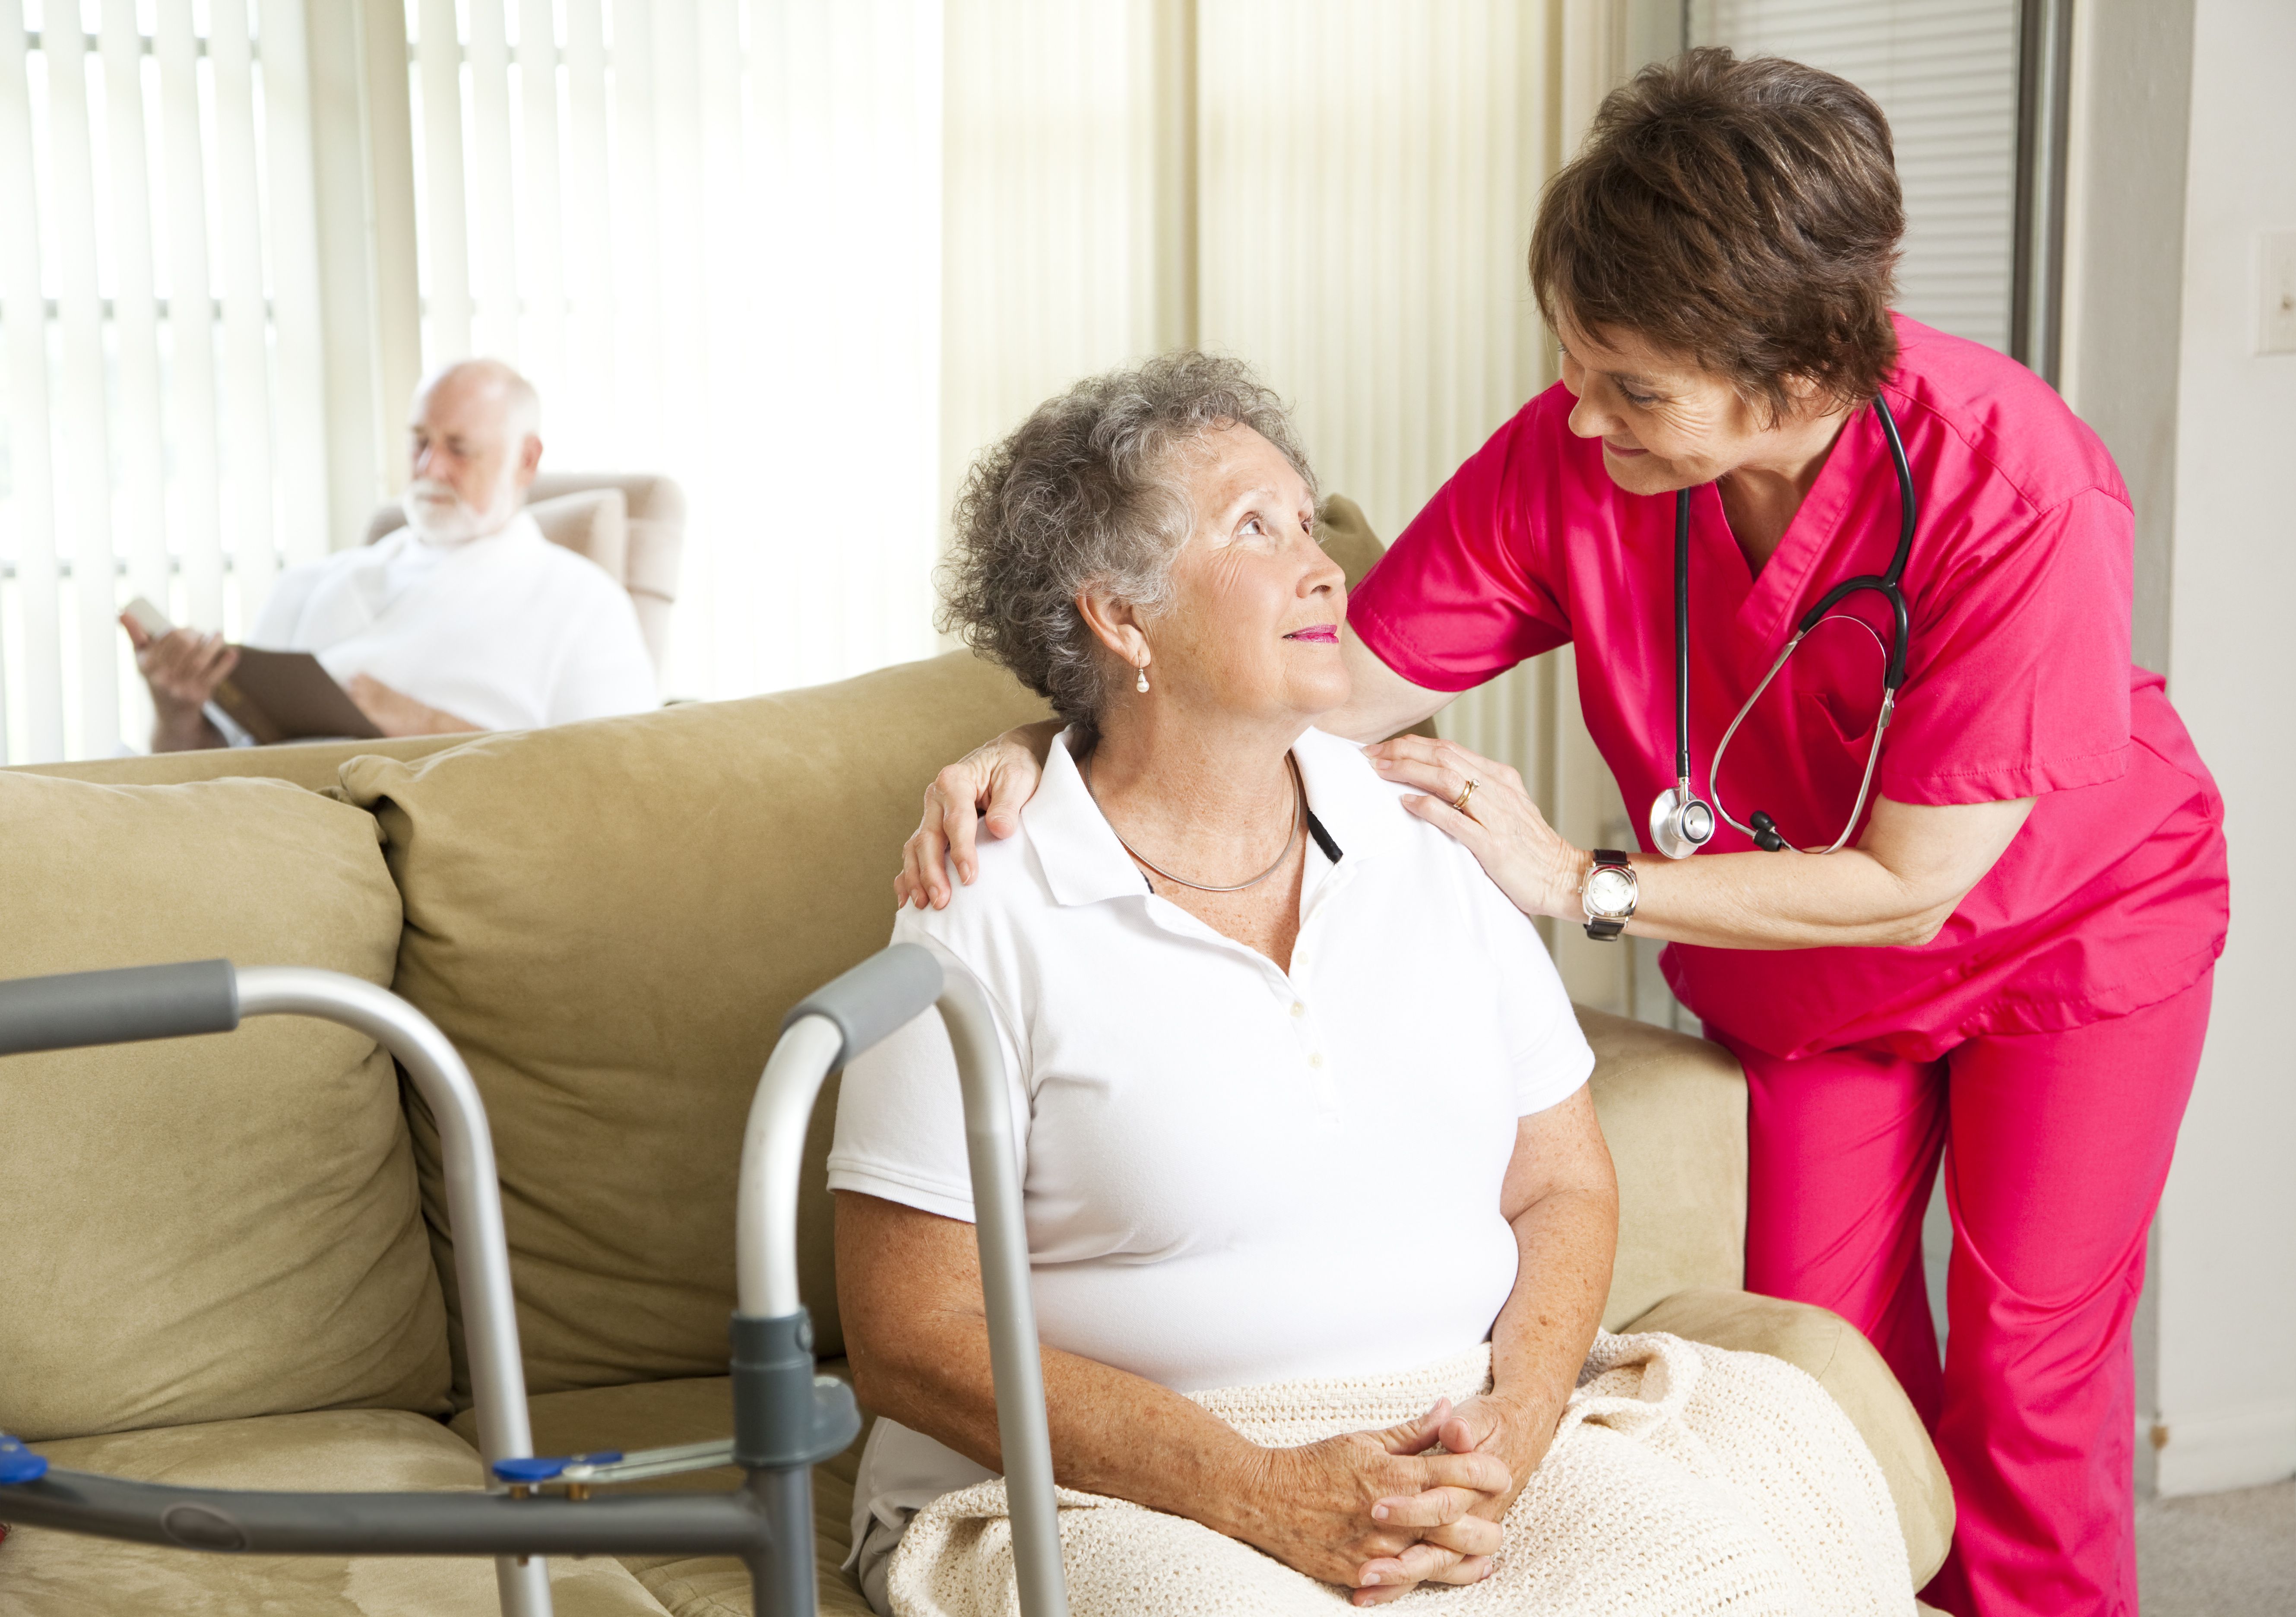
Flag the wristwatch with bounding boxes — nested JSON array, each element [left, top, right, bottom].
[[1581, 849, 1637, 941]]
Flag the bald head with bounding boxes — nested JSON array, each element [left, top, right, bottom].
[[404, 359, 543, 543]]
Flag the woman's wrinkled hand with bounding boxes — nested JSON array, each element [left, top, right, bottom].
[[1365, 735, 1589, 922], [1223, 1399, 1511, 1605], [895, 723, 1057, 910], [1351, 1390, 1561, 1601]]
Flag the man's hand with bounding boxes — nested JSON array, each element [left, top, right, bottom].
[[346, 674, 483, 739], [123, 615, 235, 752]]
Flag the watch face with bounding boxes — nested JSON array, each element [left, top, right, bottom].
[[1587, 866, 1635, 916]]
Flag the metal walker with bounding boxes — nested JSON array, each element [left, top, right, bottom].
[[0, 945, 1067, 1617]]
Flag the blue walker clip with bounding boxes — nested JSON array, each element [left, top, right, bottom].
[[0, 1434, 49, 1485]]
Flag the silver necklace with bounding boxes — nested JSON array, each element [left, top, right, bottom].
[[1082, 751, 1304, 894]]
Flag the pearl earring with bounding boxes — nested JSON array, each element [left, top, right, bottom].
[[1136, 663, 1151, 694]]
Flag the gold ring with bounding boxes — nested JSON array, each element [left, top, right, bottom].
[[1451, 778, 1478, 813]]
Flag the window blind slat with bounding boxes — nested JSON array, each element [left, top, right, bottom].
[[690, 0, 744, 695], [257, 0, 327, 572], [154, 0, 224, 634], [608, 0, 664, 464], [207, 0, 279, 624], [98, 1, 167, 612], [514, 0, 566, 403], [0, 16, 61, 762], [645, 0, 706, 645], [558, 0, 611, 455], [41, 20, 123, 755], [418, 0, 474, 364], [465, 0, 519, 361]]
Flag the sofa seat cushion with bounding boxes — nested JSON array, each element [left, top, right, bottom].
[[1625, 1286, 1954, 1587], [447, 1369, 874, 1616], [2, 1409, 671, 1614], [339, 651, 1051, 1399], [0, 772, 447, 1440]]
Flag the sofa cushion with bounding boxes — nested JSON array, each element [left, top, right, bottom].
[[341, 651, 1051, 1398], [1625, 1286, 1955, 1587], [447, 1369, 874, 1616], [1579, 1008, 1748, 1327], [0, 772, 447, 1440], [3, 1410, 672, 1614]]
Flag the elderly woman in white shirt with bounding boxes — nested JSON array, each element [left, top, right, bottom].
[[828, 353, 1616, 1612]]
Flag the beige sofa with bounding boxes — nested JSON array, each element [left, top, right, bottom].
[[0, 579, 1952, 1614]]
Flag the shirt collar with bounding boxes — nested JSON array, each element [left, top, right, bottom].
[[1024, 723, 1409, 909]]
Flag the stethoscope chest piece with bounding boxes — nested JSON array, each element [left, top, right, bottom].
[[1649, 784, 1716, 860]]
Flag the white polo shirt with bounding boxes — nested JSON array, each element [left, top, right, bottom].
[[247, 511, 657, 732], [828, 725, 1594, 1546]]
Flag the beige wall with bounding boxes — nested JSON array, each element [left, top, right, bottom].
[[2150, 0, 2296, 1498], [2059, 0, 2296, 1502]]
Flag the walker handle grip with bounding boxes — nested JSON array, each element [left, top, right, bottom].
[[779, 942, 944, 1067], [0, 960, 240, 1056]]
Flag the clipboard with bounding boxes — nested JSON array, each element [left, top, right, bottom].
[[212, 649, 384, 745]]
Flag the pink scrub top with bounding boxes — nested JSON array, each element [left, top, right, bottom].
[[1350, 314, 2228, 1062]]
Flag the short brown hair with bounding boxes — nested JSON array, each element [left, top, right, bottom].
[[1530, 48, 1903, 422]]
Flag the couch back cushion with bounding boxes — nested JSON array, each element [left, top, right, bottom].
[[1577, 1008, 1749, 1328], [0, 774, 448, 1440], [341, 651, 1050, 1398]]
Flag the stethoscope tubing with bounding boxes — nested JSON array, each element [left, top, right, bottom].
[[1672, 394, 1918, 856]]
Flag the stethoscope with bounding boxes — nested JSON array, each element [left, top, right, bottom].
[[1649, 394, 1916, 859]]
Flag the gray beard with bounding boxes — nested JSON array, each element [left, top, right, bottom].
[[402, 482, 518, 545]]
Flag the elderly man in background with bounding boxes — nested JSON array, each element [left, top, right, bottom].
[[124, 358, 659, 752]]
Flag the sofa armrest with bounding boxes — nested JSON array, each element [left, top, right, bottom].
[[1578, 1006, 1748, 1328], [1625, 1286, 1955, 1588]]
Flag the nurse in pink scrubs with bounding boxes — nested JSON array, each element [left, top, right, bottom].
[[897, 50, 2226, 1617]]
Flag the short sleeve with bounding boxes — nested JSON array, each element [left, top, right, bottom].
[[1457, 857, 1594, 1114], [1880, 487, 2134, 804], [547, 580, 660, 723], [1346, 398, 1573, 692], [825, 931, 1028, 1225]]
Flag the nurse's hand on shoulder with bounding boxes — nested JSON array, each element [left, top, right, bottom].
[[1368, 735, 1585, 919], [896, 719, 1061, 910]]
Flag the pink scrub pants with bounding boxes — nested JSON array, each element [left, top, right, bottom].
[[1714, 970, 2213, 1617]]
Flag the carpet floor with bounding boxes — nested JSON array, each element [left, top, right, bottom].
[[2135, 1477, 2296, 1616]]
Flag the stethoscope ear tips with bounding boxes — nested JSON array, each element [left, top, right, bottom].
[[1750, 811, 1789, 853]]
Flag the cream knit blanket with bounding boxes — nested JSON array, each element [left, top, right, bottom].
[[888, 1331, 1913, 1617]]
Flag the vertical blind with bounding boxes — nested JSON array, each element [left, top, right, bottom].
[[0, 0, 326, 764], [1688, 0, 2020, 352], [402, 0, 946, 705]]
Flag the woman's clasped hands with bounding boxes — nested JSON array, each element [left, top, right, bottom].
[[1234, 1392, 1545, 1606]]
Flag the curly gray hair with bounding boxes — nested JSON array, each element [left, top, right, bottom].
[[938, 351, 1317, 739]]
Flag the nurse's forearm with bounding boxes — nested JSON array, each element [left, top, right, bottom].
[[1619, 794, 2036, 950], [1378, 736, 2036, 950]]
